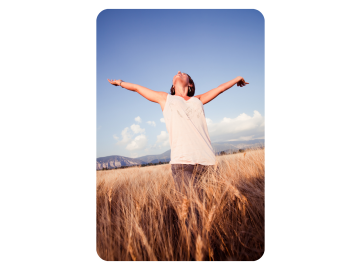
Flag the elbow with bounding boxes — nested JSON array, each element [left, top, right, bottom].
[[217, 86, 225, 94], [131, 84, 139, 92]]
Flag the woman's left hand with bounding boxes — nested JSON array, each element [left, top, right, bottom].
[[107, 79, 122, 86], [237, 77, 249, 87]]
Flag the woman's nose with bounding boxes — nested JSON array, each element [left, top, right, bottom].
[[178, 71, 181, 74]]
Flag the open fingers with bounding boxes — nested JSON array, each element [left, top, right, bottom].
[[108, 79, 116, 85]]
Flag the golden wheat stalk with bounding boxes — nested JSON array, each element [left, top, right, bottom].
[[133, 219, 157, 261], [195, 235, 203, 261], [135, 201, 141, 212], [226, 183, 248, 205], [107, 187, 112, 203], [180, 197, 189, 221], [107, 186, 113, 221], [126, 225, 135, 261], [208, 246, 214, 261], [128, 245, 136, 261], [206, 205, 216, 232]]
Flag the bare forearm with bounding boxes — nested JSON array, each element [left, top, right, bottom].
[[199, 76, 242, 105], [217, 76, 243, 93], [118, 81, 166, 104], [119, 81, 138, 92]]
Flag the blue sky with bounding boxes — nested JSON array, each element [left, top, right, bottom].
[[97, 9, 264, 158]]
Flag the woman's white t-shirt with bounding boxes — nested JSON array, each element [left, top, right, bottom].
[[162, 94, 216, 165]]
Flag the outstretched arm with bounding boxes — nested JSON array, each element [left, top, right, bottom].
[[108, 79, 167, 107], [195, 76, 249, 105]]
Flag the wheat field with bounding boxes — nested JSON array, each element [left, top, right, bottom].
[[96, 148, 264, 261]]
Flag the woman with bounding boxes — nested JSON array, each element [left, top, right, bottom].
[[108, 71, 248, 192]]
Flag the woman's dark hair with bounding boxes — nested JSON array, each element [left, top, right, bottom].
[[170, 73, 195, 97]]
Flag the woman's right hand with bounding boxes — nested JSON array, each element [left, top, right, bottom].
[[107, 79, 122, 86], [236, 77, 249, 87]]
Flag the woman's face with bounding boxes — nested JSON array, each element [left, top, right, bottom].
[[172, 71, 189, 86]]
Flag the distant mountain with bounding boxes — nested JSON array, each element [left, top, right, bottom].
[[134, 150, 171, 164], [212, 139, 264, 153], [96, 155, 145, 170], [96, 139, 264, 170]]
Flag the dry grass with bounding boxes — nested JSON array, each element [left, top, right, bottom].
[[96, 148, 264, 261]]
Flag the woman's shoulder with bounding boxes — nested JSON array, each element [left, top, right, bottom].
[[159, 92, 170, 97], [157, 92, 170, 103], [193, 94, 202, 100]]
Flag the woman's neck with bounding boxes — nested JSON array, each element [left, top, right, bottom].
[[174, 85, 188, 97]]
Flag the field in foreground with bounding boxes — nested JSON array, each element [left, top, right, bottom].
[[96, 148, 264, 261]]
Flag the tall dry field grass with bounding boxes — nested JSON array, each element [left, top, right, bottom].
[[96, 148, 264, 261]]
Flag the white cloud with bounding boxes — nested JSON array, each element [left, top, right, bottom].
[[222, 117, 231, 123], [130, 124, 145, 134], [115, 127, 132, 145], [260, 121, 265, 127], [135, 116, 141, 123], [114, 124, 147, 148], [156, 131, 169, 147], [230, 135, 255, 141], [126, 134, 148, 150], [205, 118, 213, 125], [160, 118, 165, 123], [147, 121, 156, 127], [207, 110, 265, 142]]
